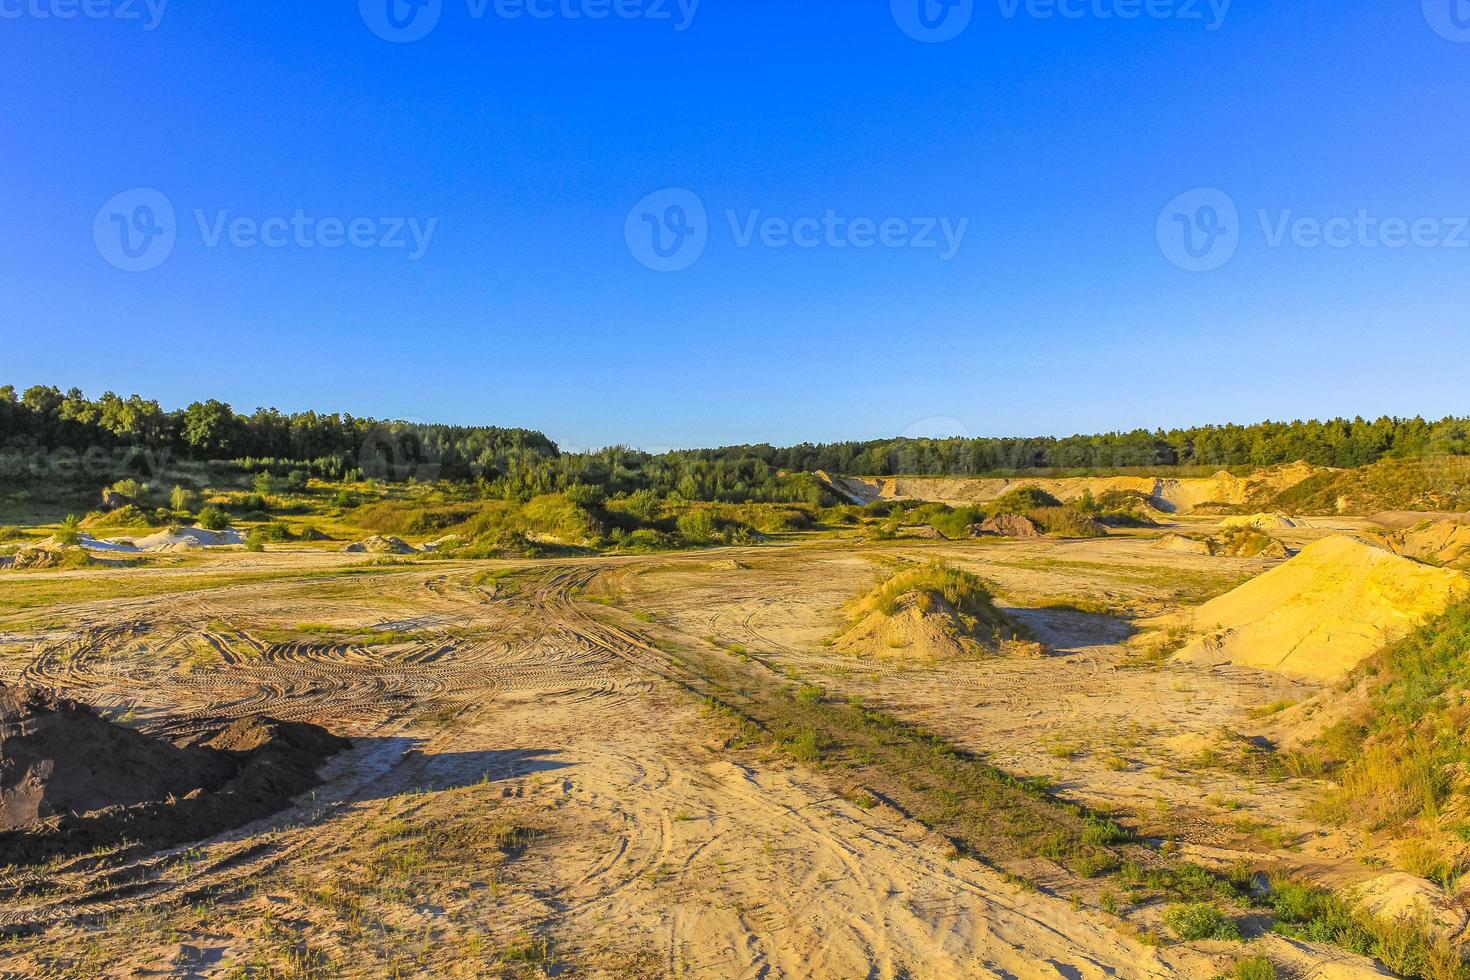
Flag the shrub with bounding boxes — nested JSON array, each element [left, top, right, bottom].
[[253, 522, 294, 542], [55, 515, 84, 546], [989, 486, 1063, 514], [1232, 957, 1277, 980], [1029, 506, 1107, 538], [81, 504, 157, 529], [198, 507, 230, 531], [562, 483, 607, 510], [169, 485, 199, 513], [109, 478, 147, 502], [677, 510, 718, 544], [1162, 903, 1241, 941], [621, 488, 662, 523]]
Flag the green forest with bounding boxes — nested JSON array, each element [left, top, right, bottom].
[[3, 384, 1467, 505]]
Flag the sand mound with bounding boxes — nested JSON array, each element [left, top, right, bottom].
[[975, 514, 1042, 538], [1153, 529, 1289, 559], [344, 535, 419, 555], [1220, 512, 1303, 531], [1153, 533, 1215, 555], [1371, 510, 1470, 531], [1350, 873, 1466, 934], [0, 686, 233, 830], [0, 684, 348, 863], [37, 528, 245, 555], [835, 564, 1032, 659], [1385, 518, 1470, 567], [131, 527, 244, 550], [1170, 536, 1468, 681], [0, 547, 95, 571]]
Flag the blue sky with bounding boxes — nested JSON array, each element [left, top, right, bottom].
[[4, 0, 1470, 450]]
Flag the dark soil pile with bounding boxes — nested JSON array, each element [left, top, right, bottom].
[[974, 514, 1042, 538], [0, 685, 349, 864]]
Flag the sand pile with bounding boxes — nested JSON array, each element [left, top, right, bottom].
[[0, 684, 349, 863], [835, 564, 1032, 659], [1219, 513, 1303, 531], [1154, 528, 1290, 558], [131, 527, 244, 550], [1385, 518, 1470, 567], [1168, 535, 1468, 681], [974, 514, 1042, 538], [344, 535, 419, 555], [0, 547, 94, 571], [1153, 533, 1215, 555], [39, 527, 245, 555]]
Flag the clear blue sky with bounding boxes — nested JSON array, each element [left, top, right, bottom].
[[5, 1, 1469, 450]]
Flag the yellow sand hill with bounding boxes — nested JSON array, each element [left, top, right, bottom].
[[1172, 535, 1467, 682]]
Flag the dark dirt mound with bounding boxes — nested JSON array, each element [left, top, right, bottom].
[[974, 514, 1042, 538], [0, 684, 349, 865], [0, 687, 235, 830]]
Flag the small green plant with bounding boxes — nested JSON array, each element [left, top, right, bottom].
[[170, 485, 200, 513], [55, 514, 83, 546], [1162, 903, 1241, 942], [1232, 956, 1277, 980], [197, 506, 229, 531], [784, 729, 823, 764]]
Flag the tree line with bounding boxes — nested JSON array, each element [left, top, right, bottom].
[[3, 385, 1467, 504]]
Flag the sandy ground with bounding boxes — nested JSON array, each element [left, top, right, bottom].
[[0, 532, 1400, 977]]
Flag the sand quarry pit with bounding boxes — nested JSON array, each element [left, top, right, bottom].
[[0, 530, 1453, 976]]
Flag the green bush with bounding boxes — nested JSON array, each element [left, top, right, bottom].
[[253, 522, 294, 542], [1162, 903, 1241, 941], [677, 510, 718, 544], [197, 507, 230, 531], [989, 486, 1063, 514], [621, 489, 662, 523], [54, 514, 83, 546], [1232, 957, 1277, 980]]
